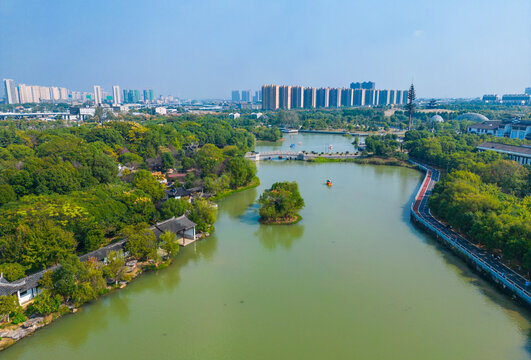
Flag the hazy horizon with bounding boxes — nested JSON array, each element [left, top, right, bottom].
[[1, 0, 530, 99]]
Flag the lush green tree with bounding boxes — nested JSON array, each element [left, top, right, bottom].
[[161, 152, 174, 171], [189, 198, 217, 233], [259, 181, 305, 222], [160, 231, 179, 257], [103, 250, 126, 285], [32, 289, 62, 315], [20, 220, 77, 270], [225, 157, 256, 189], [196, 144, 223, 175], [132, 170, 164, 201], [51, 255, 106, 306], [0, 295, 20, 322], [0, 263, 26, 281], [123, 225, 158, 260], [160, 198, 191, 219], [0, 184, 17, 205]]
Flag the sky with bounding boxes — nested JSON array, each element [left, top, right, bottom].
[[0, 0, 530, 99]]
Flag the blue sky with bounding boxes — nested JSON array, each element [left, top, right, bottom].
[[1, 0, 530, 99]]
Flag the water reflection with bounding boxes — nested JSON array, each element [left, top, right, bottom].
[[218, 187, 258, 218], [256, 223, 305, 250]]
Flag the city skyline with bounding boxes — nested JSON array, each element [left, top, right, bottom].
[[0, 0, 529, 99]]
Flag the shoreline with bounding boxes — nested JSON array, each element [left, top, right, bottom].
[[210, 177, 260, 202], [308, 155, 416, 168], [0, 176, 262, 351], [259, 214, 302, 225]]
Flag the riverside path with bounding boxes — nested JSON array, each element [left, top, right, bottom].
[[411, 161, 531, 307]]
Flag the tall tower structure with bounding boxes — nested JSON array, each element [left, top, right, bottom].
[[93, 85, 102, 105], [3, 79, 19, 104], [113, 86, 121, 105]]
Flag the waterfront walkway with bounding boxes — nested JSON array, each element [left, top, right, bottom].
[[411, 161, 531, 307]]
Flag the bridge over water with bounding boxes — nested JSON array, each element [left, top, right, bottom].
[[245, 151, 304, 161], [245, 151, 360, 161]]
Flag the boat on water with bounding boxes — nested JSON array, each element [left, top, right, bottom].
[[326, 179, 333, 187], [290, 143, 295, 148], [281, 129, 298, 134]]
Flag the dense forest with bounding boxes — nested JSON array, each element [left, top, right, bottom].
[[0, 115, 257, 281]]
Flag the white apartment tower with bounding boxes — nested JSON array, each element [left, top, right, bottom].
[[93, 85, 102, 105], [3, 79, 19, 104], [112, 85, 121, 105]]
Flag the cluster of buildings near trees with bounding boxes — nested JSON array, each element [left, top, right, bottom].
[[261, 82, 409, 110], [482, 88, 531, 105], [3, 79, 156, 106], [466, 116, 531, 141]]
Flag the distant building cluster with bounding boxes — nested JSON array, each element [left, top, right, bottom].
[[482, 88, 531, 105], [3, 79, 156, 106], [231, 89, 262, 103], [3, 78, 89, 104], [120, 88, 155, 105], [261, 82, 408, 110]]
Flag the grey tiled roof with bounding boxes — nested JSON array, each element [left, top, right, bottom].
[[478, 142, 531, 156], [150, 215, 196, 240]]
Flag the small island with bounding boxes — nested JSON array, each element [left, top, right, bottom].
[[258, 181, 305, 224]]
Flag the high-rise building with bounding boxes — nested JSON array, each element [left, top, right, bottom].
[[350, 81, 375, 90], [241, 90, 251, 102], [279, 86, 292, 109], [149, 89, 154, 102], [93, 85, 102, 105], [232, 90, 241, 102], [59, 87, 69, 100], [143, 90, 149, 102], [113, 86, 121, 105], [341, 88, 353, 107], [316, 88, 330, 108], [253, 90, 262, 103], [17, 84, 33, 103], [303, 87, 316, 108], [402, 90, 408, 104], [39, 86, 51, 101], [378, 90, 390, 106], [30, 85, 41, 103], [363, 81, 375, 90], [3, 79, 19, 104], [262, 85, 279, 110], [353, 89, 366, 106], [329, 88, 342, 107], [364, 89, 379, 106], [134, 90, 141, 103], [291, 86, 304, 108]]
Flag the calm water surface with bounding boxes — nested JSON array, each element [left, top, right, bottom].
[[4, 135, 531, 359]]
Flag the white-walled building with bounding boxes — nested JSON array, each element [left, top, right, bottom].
[[155, 106, 167, 115], [93, 85, 102, 105]]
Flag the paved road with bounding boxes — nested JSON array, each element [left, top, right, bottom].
[[411, 162, 531, 305]]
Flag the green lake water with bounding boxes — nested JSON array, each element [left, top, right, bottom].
[[3, 134, 531, 359]]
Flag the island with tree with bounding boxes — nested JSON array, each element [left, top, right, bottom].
[[258, 181, 305, 225]]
